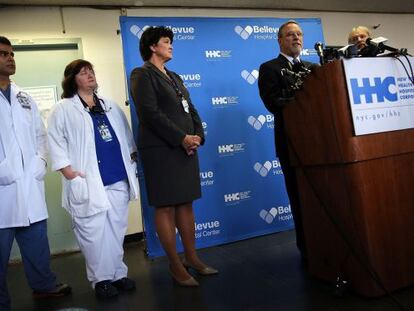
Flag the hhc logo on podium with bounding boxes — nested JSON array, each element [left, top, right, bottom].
[[350, 76, 398, 104]]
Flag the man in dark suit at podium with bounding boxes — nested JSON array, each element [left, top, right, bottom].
[[258, 20, 315, 259]]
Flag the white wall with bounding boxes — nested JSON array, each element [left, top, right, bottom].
[[0, 6, 144, 235], [2, 6, 413, 106], [1, 6, 413, 237], [127, 7, 414, 50]]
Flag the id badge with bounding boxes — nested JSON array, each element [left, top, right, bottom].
[[98, 123, 113, 142], [181, 99, 190, 113], [16, 91, 31, 110]]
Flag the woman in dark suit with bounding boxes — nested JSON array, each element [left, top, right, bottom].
[[130, 26, 217, 287]]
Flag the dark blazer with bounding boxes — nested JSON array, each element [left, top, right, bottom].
[[130, 61, 204, 149], [258, 54, 315, 253], [258, 54, 313, 159]]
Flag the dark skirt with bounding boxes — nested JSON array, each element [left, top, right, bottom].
[[139, 145, 202, 207]]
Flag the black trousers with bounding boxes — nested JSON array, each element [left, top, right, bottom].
[[276, 145, 306, 255]]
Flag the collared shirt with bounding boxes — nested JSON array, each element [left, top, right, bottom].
[[0, 83, 11, 104], [280, 52, 301, 64]]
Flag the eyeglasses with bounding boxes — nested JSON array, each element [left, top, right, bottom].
[[285, 31, 303, 38], [0, 50, 15, 58]]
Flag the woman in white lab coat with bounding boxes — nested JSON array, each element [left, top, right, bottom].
[[47, 59, 139, 299]]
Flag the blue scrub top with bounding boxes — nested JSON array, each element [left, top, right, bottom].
[[0, 84, 11, 104], [89, 110, 128, 186]]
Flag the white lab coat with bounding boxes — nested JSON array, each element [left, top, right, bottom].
[[0, 83, 48, 229], [47, 94, 139, 218]]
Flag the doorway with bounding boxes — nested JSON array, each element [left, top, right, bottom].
[[10, 38, 83, 260]]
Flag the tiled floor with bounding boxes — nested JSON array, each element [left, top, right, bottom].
[[7, 230, 414, 311]]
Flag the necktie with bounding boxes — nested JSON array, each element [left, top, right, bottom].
[[293, 58, 300, 64]]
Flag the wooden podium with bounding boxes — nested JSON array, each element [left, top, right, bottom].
[[283, 60, 414, 297]]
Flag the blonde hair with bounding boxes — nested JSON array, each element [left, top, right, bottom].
[[348, 26, 371, 44]]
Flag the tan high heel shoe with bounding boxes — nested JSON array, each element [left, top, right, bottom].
[[182, 260, 219, 275], [169, 267, 199, 287]]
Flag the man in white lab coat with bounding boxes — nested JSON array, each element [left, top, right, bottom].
[[0, 36, 71, 311]]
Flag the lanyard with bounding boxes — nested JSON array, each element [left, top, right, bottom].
[[78, 93, 109, 131], [165, 70, 190, 113], [78, 93, 104, 114], [78, 94, 113, 142], [166, 72, 184, 99]]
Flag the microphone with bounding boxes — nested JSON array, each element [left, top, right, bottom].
[[337, 44, 359, 58], [358, 37, 409, 56], [281, 66, 311, 92], [366, 37, 398, 53], [366, 36, 388, 46], [314, 42, 325, 65]]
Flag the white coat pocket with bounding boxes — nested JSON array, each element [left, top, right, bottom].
[[68, 176, 89, 205], [0, 159, 17, 185], [33, 156, 47, 181]]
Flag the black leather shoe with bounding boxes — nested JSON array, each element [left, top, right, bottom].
[[32, 283, 72, 299], [95, 280, 118, 299], [111, 277, 136, 291]]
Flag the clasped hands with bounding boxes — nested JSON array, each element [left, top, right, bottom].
[[182, 134, 201, 156]]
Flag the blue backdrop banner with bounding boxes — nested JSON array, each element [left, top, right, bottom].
[[120, 17, 324, 258]]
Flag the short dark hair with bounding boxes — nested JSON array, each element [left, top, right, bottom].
[[61, 59, 94, 99], [139, 26, 174, 61], [278, 20, 301, 39], [0, 36, 12, 46]]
